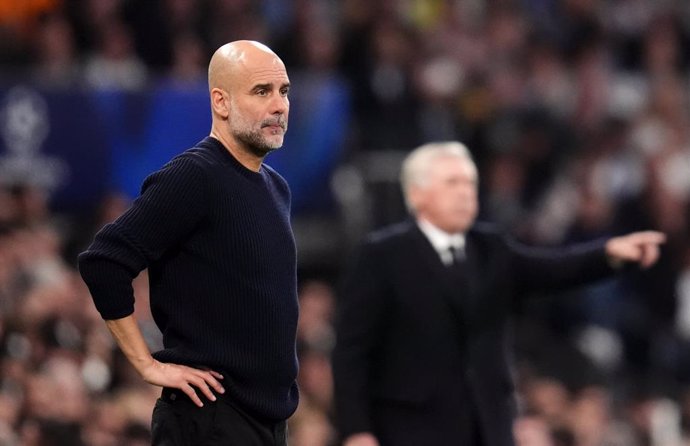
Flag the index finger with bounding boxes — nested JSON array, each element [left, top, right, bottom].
[[630, 231, 666, 245]]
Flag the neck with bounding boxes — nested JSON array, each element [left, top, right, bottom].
[[209, 128, 264, 172], [416, 217, 466, 236]]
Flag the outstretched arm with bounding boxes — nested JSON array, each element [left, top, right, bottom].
[[105, 315, 225, 407], [605, 231, 666, 269], [509, 230, 666, 293]]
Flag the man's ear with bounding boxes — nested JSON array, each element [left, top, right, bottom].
[[408, 185, 425, 213], [210, 88, 229, 119]]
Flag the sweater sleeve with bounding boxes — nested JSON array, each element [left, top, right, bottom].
[[78, 157, 209, 320]]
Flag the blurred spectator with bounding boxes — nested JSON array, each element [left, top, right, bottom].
[[83, 19, 147, 90], [297, 280, 336, 353], [207, 0, 268, 49], [167, 32, 207, 85], [340, 12, 422, 151], [30, 14, 81, 88], [513, 414, 555, 446], [0, 0, 61, 67]]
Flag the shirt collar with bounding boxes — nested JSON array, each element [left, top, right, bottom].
[[417, 218, 465, 253]]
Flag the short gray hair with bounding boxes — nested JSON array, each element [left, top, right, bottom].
[[400, 141, 477, 212]]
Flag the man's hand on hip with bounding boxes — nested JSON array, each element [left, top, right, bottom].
[[141, 360, 225, 408], [104, 316, 225, 408]]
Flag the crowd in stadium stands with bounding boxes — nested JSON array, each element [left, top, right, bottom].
[[0, 0, 689, 445]]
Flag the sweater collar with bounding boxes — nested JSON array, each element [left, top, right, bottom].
[[202, 136, 268, 183]]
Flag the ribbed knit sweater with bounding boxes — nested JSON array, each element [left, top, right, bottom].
[[78, 136, 299, 421]]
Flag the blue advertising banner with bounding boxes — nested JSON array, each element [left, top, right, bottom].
[[0, 76, 350, 215], [0, 85, 110, 212]]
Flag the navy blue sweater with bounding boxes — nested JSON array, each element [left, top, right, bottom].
[[78, 137, 299, 420]]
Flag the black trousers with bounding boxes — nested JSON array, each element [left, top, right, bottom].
[[151, 388, 288, 446]]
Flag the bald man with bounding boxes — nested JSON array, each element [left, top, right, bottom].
[[79, 41, 296, 445]]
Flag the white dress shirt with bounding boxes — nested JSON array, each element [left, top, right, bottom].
[[417, 219, 466, 266]]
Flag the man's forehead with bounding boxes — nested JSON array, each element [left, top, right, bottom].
[[429, 156, 477, 177], [243, 66, 290, 86], [209, 40, 288, 90], [432, 155, 474, 169]]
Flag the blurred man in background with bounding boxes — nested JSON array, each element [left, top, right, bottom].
[[333, 141, 666, 446]]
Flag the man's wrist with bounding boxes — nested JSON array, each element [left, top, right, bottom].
[[606, 255, 625, 270]]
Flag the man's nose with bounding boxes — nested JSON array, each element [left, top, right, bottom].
[[270, 94, 288, 115]]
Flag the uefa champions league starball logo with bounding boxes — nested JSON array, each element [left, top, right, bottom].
[[0, 86, 68, 189], [1, 86, 50, 157]]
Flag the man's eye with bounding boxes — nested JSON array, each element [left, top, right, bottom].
[[280, 89, 289, 96], [256, 89, 267, 96]]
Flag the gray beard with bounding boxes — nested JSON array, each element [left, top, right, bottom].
[[233, 129, 281, 158]]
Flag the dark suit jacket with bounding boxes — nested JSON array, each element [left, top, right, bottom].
[[332, 220, 615, 446]]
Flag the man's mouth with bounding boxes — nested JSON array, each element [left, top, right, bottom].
[[261, 120, 286, 130]]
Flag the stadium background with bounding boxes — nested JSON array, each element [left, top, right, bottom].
[[0, 0, 689, 444]]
